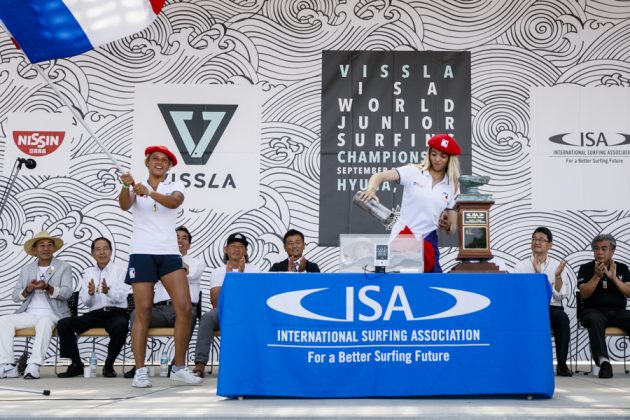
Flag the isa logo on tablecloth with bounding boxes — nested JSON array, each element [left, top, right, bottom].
[[267, 285, 491, 322]]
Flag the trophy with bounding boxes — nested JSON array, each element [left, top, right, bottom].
[[352, 191, 398, 228], [450, 175, 502, 273]]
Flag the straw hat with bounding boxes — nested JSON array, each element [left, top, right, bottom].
[[23, 231, 64, 256]]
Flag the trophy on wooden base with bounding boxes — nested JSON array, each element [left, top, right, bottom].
[[450, 175, 502, 273]]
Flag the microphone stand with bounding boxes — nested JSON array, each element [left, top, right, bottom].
[[0, 158, 36, 217]]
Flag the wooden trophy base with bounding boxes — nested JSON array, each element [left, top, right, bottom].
[[450, 260, 503, 273]]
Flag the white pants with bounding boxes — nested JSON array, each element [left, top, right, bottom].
[[0, 313, 58, 365]]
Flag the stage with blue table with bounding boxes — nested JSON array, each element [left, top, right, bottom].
[[217, 272, 554, 398]]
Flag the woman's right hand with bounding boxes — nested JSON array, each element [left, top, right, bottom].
[[120, 171, 135, 186], [358, 188, 379, 203]]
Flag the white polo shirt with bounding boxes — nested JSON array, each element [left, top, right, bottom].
[[512, 256, 569, 306], [210, 263, 261, 289], [80, 262, 129, 310], [390, 165, 456, 239], [25, 265, 56, 317], [129, 180, 184, 255]]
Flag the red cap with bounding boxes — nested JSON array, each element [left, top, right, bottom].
[[427, 134, 461, 156], [145, 145, 178, 167]]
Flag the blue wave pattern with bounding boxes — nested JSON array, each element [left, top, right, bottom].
[[0, 0, 629, 364]]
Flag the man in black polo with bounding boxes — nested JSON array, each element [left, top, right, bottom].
[[57, 237, 129, 378], [270, 229, 320, 273], [578, 233, 630, 379]]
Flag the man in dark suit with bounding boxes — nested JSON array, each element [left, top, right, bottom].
[[270, 229, 320, 273]]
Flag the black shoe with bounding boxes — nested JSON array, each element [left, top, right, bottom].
[[556, 363, 573, 377], [599, 361, 613, 378], [123, 366, 136, 379], [103, 365, 117, 378], [57, 362, 84, 378]]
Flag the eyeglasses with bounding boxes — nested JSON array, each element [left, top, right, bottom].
[[531, 238, 550, 243]]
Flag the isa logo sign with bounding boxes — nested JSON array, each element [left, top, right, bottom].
[[531, 86, 630, 210], [133, 84, 261, 211], [1, 111, 75, 176]]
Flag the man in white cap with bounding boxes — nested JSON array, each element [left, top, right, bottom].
[[0, 231, 73, 379]]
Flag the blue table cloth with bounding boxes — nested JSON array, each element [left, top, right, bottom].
[[217, 273, 554, 398]]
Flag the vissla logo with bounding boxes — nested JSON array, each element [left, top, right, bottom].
[[266, 285, 491, 322], [158, 104, 237, 165], [549, 132, 630, 147], [13, 131, 65, 156]]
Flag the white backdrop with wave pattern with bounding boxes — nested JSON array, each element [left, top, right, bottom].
[[1, 0, 629, 365]]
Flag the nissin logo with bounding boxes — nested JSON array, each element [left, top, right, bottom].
[[266, 285, 490, 322], [549, 132, 630, 147], [13, 131, 65, 156]]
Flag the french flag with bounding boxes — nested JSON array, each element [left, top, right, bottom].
[[0, 0, 166, 63]]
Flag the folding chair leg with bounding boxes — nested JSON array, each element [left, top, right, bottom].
[[54, 336, 59, 375], [625, 337, 629, 374], [574, 329, 592, 375], [209, 336, 220, 375], [209, 342, 214, 375]]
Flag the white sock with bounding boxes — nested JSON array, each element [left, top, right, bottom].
[[599, 357, 609, 365], [171, 365, 185, 372]]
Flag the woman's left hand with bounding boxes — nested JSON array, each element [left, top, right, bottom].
[[438, 211, 451, 231], [134, 183, 149, 196]]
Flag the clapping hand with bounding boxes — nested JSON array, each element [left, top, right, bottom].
[[596, 261, 607, 278], [555, 260, 567, 277], [605, 261, 617, 280], [101, 278, 109, 294]]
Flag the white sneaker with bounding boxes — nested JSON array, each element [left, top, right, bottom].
[[0, 363, 19, 378], [170, 366, 203, 385], [24, 363, 40, 379], [132, 366, 152, 388]]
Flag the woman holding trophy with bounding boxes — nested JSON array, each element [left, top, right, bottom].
[[359, 134, 461, 272]]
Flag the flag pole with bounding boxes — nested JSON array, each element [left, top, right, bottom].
[[33, 64, 126, 175]]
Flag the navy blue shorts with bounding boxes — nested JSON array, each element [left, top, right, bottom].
[[125, 254, 184, 284]]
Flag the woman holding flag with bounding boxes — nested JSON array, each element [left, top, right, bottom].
[[359, 134, 461, 273], [119, 145, 201, 388]]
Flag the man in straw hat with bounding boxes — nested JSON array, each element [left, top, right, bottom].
[[0, 231, 73, 380]]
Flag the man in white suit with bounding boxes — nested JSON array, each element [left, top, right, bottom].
[[0, 231, 73, 379]]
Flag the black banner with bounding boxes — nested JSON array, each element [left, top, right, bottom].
[[319, 51, 472, 246]]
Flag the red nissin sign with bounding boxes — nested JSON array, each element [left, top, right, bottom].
[[13, 131, 65, 156]]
